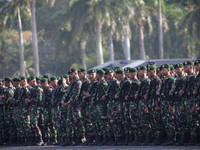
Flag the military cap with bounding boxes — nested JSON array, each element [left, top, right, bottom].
[[56, 76, 61, 80], [147, 63, 155, 68], [58, 79, 62, 85], [30, 76, 36, 80], [13, 78, 19, 82], [78, 68, 87, 73], [41, 78, 48, 83], [137, 66, 147, 70], [105, 69, 114, 75], [36, 77, 41, 81], [0, 79, 2, 82], [96, 69, 105, 75], [115, 68, 124, 74], [183, 61, 194, 66], [68, 68, 77, 74], [88, 69, 96, 74], [129, 68, 137, 73], [170, 64, 175, 68], [62, 74, 69, 78], [124, 67, 131, 72], [43, 74, 50, 79], [161, 64, 170, 69], [170, 66, 175, 71], [19, 76, 26, 81], [194, 59, 200, 66], [174, 63, 184, 68], [50, 76, 57, 81], [5, 77, 12, 82], [102, 67, 109, 72], [113, 66, 121, 71], [147, 65, 156, 70]]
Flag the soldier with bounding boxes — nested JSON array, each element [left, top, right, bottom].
[[41, 78, 56, 145], [180, 61, 198, 145], [125, 68, 140, 145], [89, 69, 108, 146], [82, 69, 98, 145], [160, 64, 176, 146], [172, 63, 187, 146], [18, 76, 32, 146], [4, 77, 15, 146], [124, 67, 131, 79], [0, 79, 5, 145], [25, 76, 44, 146], [61, 68, 82, 146], [114, 68, 131, 145], [102, 68, 120, 145]]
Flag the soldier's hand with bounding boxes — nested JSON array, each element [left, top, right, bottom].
[[155, 105, 160, 111], [75, 96, 78, 100], [193, 90, 197, 95], [192, 103, 196, 113], [115, 94, 119, 99], [86, 111, 90, 117], [85, 92, 90, 97], [179, 90, 184, 96], [25, 98, 31, 103], [134, 94, 138, 100], [169, 90, 172, 95], [180, 106, 185, 112], [144, 95, 148, 100], [82, 97, 85, 102], [63, 102, 69, 108], [144, 107, 149, 113], [125, 96, 128, 101], [91, 99, 95, 104], [9, 97, 12, 101], [168, 105, 173, 113], [102, 95, 106, 100], [156, 91, 159, 95]]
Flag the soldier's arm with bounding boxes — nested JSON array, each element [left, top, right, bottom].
[[68, 81, 82, 104], [30, 88, 43, 103]]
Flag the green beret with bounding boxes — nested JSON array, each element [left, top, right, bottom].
[[129, 68, 137, 73], [68, 68, 77, 74], [78, 68, 87, 73], [5, 77, 12, 82], [105, 69, 114, 75], [170, 64, 175, 68], [41, 78, 48, 83], [30, 76, 36, 80], [0, 79, 2, 82], [115, 68, 124, 74], [174, 63, 184, 69], [96, 69, 105, 75], [124, 67, 131, 72], [102, 67, 109, 72], [113, 66, 121, 71], [183, 61, 194, 66], [137, 66, 147, 70], [56, 76, 61, 80], [88, 69, 96, 74], [147, 65, 156, 70], [58, 79, 62, 85], [62, 74, 69, 78], [13, 78, 19, 82], [194, 60, 200, 66], [43, 74, 50, 79], [36, 77, 41, 81], [170, 66, 175, 71], [50, 76, 57, 81], [19, 76, 26, 81], [161, 64, 170, 69]]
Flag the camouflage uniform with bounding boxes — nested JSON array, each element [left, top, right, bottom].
[[0, 87, 5, 143]]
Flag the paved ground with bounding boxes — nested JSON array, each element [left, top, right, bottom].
[[0, 146, 200, 150]]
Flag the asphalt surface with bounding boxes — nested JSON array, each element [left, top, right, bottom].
[[0, 146, 200, 150]]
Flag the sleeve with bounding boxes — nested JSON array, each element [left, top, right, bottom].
[[68, 81, 82, 104]]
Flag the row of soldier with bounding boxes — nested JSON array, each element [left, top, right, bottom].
[[0, 60, 200, 146]]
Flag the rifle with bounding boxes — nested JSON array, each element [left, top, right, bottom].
[[63, 80, 77, 103], [92, 82, 103, 107], [182, 71, 189, 97], [136, 81, 143, 109], [77, 80, 88, 102], [84, 81, 97, 105], [104, 81, 112, 104]]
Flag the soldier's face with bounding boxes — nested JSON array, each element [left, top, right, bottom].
[[0, 82, 2, 87], [13, 81, 19, 87], [107, 73, 114, 80], [5, 81, 10, 87], [30, 79, 37, 86], [175, 67, 183, 75], [184, 65, 190, 73], [41, 82, 47, 89], [20, 79, 26, 86], [196, 64, 200, 71], [78, 72, 85, 79], [70, 72, 75, 79], [51, 80, 57, 87], [147, 70, 151, 77], [89, 73, 96, 81], [125, 71, 129, 78], [138, 70, 145, 77]]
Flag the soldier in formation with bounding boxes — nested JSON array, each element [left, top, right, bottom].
[[0, 60, 200, 146]]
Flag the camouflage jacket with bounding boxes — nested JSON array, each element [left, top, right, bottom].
[[4, 86, 15, 106], [184, 73, 196, 101], [128, 78, 140, 102], [42, 86, 53, 108], [106, 78, 120, 102], [29, 85, 43, 106], [118, 78, 131, 102]]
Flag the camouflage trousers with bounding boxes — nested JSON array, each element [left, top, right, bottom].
[[121, 101, 130, 136], [0, 106, 5, 139], [160, 100, 175, 137], [60, 108, 68, 138], [43, 107, 56, 139], [30, 105, 43, 139], [66, 105, 83, 138], [129, 101, 139, 136], [13, 106, 22, 138]]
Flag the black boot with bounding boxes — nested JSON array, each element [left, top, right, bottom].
[[0, 138, 4, 146], [35, 136, 44, 146], [50, 137, 57, 145], [98, 136, 108, 146], [28, 137, 35, 146], [89, 135, 103, 146], [60, 137, 72, 146], [184, 136, 197, 146], [83, 136, 94, 145], [127, 135, 134, 145], [72, 136, 82, 146], [107, 135, 115, 146], [140, 135, 153, 146], [123, 134, 129, 145], [175, 135, 187, 146], [134, 136, 144, 146], [5, 136, 13, 146], [162, 136, 174, 146], [117, 136, 124, 145], [150, 135, 163, 146], [128, 136, 139, 146]]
